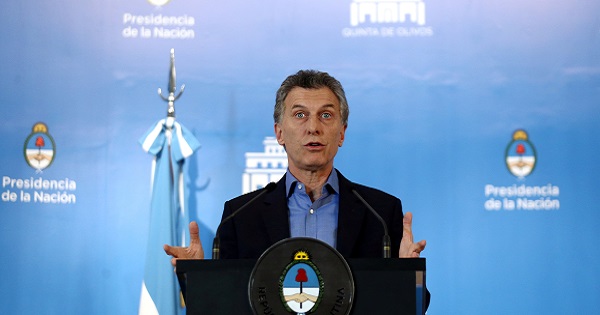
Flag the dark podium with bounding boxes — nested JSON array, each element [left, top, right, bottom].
[[176, 257, 426, 315]]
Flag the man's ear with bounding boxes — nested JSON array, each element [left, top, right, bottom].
[[338, 124, 347, 147], [274, 123, 284, 145]]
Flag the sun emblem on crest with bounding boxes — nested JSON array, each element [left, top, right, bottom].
[[294, 250, 310, 260]]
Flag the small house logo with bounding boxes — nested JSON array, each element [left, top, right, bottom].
[[350, 0, 426, 26], [505, 129, 536, 179], [23, 122, 56, 173]]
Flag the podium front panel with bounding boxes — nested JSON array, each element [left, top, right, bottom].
[[348, 258, 426, 315], [178, 259, 255, 314], [177, 258, 426, 315]]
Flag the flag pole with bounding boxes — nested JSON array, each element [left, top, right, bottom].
[[139, 48, 200, 315], [158, 48, 185, 128]]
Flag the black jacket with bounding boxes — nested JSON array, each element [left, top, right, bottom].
[[218, 169, 404, 259]]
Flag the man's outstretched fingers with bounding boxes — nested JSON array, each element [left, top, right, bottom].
[[403, 211, 414, 243], [189, 221, 199, 240]]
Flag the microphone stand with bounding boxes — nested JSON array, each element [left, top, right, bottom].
[[212, 182, 276, 260], [352, 189, 392, 258]]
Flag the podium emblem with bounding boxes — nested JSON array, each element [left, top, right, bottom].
[[280, 250, 323, 314], [249, 238, 354, 315]]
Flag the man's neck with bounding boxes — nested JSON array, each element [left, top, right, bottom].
[[289, 166, 333, 202]]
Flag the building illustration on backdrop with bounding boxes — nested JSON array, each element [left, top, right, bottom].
[[242, 137, 287, 194], [350, 0, 426, 26]]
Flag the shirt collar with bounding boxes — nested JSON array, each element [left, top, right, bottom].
[[285, 168, 340, 197]]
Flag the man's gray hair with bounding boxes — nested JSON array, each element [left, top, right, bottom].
[[273, 70, 349, 126]]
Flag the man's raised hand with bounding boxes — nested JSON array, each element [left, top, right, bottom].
[[399, 212, 427, 258], [163, 221, 205, 266]]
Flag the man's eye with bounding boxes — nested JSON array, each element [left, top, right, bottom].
[[321, 112, 332, 119], [295, 112, 306, 118]]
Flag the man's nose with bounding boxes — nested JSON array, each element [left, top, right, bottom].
[[307, 115, 321, 134]]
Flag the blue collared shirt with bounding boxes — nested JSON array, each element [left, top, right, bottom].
[[286, 169, 340, 248]]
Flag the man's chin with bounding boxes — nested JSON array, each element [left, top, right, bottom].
[[295, 161, 333, 173]]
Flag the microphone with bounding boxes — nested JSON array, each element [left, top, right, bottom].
[[351, 187, 392, 258], [212, 182, 277, 260]]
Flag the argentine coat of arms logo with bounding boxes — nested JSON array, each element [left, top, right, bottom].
[[249, 237, 354, 315], [279, 250, 324, 314], [23, 122, 56, 173], [505, 129, 536, 179]]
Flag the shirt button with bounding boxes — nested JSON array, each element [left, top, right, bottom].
[[297, 184, 303, 190], [309, 208, 314, 214]]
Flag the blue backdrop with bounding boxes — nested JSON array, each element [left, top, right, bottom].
[[1, 0, 599, 314]]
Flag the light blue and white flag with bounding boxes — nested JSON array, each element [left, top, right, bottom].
[[138, 118, 200, 315]]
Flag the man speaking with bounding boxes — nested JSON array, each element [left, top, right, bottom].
[[164, 69, 427, 262]]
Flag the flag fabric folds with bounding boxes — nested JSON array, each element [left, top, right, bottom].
[[138, 118, 200, 315]]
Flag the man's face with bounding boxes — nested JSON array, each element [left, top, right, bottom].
[[274, 87, 347, 174]]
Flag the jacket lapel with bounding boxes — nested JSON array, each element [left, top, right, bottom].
[[261, 175, 291, 244], [257, 171, 367, 256], [335, 171, 367, 257]]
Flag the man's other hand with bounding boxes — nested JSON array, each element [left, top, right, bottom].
[[399, 212, 427, 258], [163, 221, 205, 266]]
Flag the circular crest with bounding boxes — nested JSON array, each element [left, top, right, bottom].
[[248, 238, 354, 315]]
